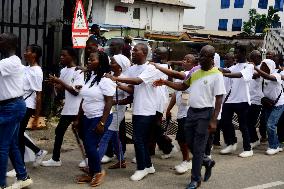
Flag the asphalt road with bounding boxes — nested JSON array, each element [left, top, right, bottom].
[[7, 131, 284, 189]]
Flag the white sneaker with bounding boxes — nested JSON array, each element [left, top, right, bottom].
[[266, 148, 280, 155], [33, 150, 48, 167], [220, 143, 237, 154], [101, 155, 113, 164], [278, 147, 283, 152], [78, 158, 88, 168], [145, 165, 155, 174], [161, 144, 179, 159], [130, 169, 148, 181], [6, 169, 16, 178], [131, 157, 137, 164], [239, 150, 253, 158], [250, 140, 260, 149], [11, 176, 33, 189], [175, 161, 192, 174], [41, 158, 62, 167]]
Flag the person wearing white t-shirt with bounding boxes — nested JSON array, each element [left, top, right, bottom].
[[106, 43, 161, 181], [154, 45, 225, 189], [74, 51, 115, 187], [254, 59, 284, 155], [0, 33, 33, 189], [219, 44, 254, 158], [42, 47, 84, 167], [98, 54, 131, 169], [246, 50, 264, 149]]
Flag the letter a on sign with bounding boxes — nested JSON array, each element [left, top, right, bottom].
[[72, 0, 89, 48]]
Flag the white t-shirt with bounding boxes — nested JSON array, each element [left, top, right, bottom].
[[0, 55, 24, 101], [23, 66, 43, 109], [59, 67, 84, 115], [81, 75, 116, 118], [249, 65, 264, 105], [155, 63, 169, 113], [184, 67, 226, 108], [108, 74, 129, 131], [226, 63, 254, 104], [125, 63, 160, 116], [175, 71, 190, 119], [262, 73, 284, 106]]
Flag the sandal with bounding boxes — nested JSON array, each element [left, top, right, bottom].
[[108, 160, 126, 169]]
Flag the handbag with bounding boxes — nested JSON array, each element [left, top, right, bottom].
[[261, 79, 282, 109], [26, 116, 47, 130]]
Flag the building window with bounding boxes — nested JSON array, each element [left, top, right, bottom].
[[272, 21, 282, 28], [221, 0, 230, 9], [133, 8, 140, 19], [114, 6, 128, 13], [218, 19, 228, 31], [232, 19, 242, 31], [234, 0, 244, 8], [274, 0, 283, 11], [258, 0, 268, 9]]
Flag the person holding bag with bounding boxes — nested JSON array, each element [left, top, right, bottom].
[[254, 59, 284, 155]]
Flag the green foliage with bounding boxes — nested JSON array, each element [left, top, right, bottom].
[[243, 6, 280, 36]]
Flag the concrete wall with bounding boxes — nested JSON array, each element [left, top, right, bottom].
[[91, 0, 184, 31], [183, 0, 207, 27]]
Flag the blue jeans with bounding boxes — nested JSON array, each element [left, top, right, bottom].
[[264, 104, 284, 149], [82, 114, 112, 176], [132, 115, 155, 170], [0, 98, 27, 187], [98, 130, 124, 162]]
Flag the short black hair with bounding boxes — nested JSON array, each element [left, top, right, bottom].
[[62, 46, 78, 65], [27, 44, 42, 64], [235, 43, 247, 55], [91, 24, 100, 32], [0, 33, 18, 52]]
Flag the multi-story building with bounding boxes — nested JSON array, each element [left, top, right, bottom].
[[205, 0, 284, 31]]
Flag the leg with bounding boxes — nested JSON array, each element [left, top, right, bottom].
[[176, 118, 190, 161], [259, 109, 267, 141], [52, 115, 75, 161], [111, 131, 124, 161], [277, 112, 284, 143], [220, 103, 236, 145], [247, 104, 261, 143], [98, 130, 113, 161], [24, 136, 40, 154], [119, 117, 127, 154], [213, 121, 221, 146]]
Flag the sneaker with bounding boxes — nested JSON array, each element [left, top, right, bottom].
[[131, 157, 137, 164], [250, 140, 260, 149], [130, 169, 148, 181], [220, 143, 237, 154], [175, 161, 192, 174], [41, 158, 62, 167], [266, 148, 280, 155], [90, 170, 106, 187], [1, 186, 12, 189], [239, 150, 253, 158], [78, 158, 88, 168], [11, 176, 33, 189], [278, 147, 283, 152], [6, 169, 16, 178], [101, 155, 113, 164], [33, 150, 48, 167], [145, 165, 155, 174], [161, 144, 179, 159]]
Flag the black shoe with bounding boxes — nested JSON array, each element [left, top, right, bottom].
[[185, 181, 201, 189], [204, 160, 215, 182]]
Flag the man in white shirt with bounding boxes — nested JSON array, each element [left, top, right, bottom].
[[107, 43, 161, 181], [220, 44, 254, 158], [0, 33, 33, 189], [154, 45, 226, 189]]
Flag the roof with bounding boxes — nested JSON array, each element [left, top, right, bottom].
[[139, 0, 195, 8], [187, 30, 242, 38]]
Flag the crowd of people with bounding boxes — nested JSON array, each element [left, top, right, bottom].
[[0, 29, 283, 189]]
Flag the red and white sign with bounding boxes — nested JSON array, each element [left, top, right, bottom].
[[72, 0, 89, 48]]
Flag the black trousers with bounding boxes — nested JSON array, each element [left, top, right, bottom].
[[247, 104, 262, 143], [52, 115, 76, 161], [18, 108, 41, 160], [221, 103, 251, 151], [259, 109, 267, 139], [185, 107, 213, 182], [277, 112, 284, 143]]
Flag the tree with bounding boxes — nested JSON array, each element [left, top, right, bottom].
[[243, 6, 280, 36]]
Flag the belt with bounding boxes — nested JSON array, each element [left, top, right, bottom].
[[190, 107, 212, 113], [0, 97, 23, 106]]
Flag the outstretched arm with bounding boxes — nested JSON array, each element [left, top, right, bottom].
[[223, 72, 242, 78], [254, 66, 277, 81], [153, 79, 189, 91], [153, 63, 186, 80]]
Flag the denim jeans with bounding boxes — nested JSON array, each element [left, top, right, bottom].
[[98, 130, 124, 162], [247, 104, 262, 143], [132, 115, 155, 170], [82, 114, 113, 176], [0, 98, 27, 187], [264, 104, 284, 149]]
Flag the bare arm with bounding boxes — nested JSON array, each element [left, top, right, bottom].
[[113, 76, 143, 85], [154, 79, 189, 91], [114, 95, 133, 105], [118, 84, 134, 94], [167, 60, 183, 66], [223, 72, 242, 78], [208, 95, 223, 133], [154, 64, 186, 80], [47, 75, 79, 96], [34, 91, 42, 118], [100, 96, 114, 125], [254, 66, 277, 81], [219, 68, 231, 73]]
